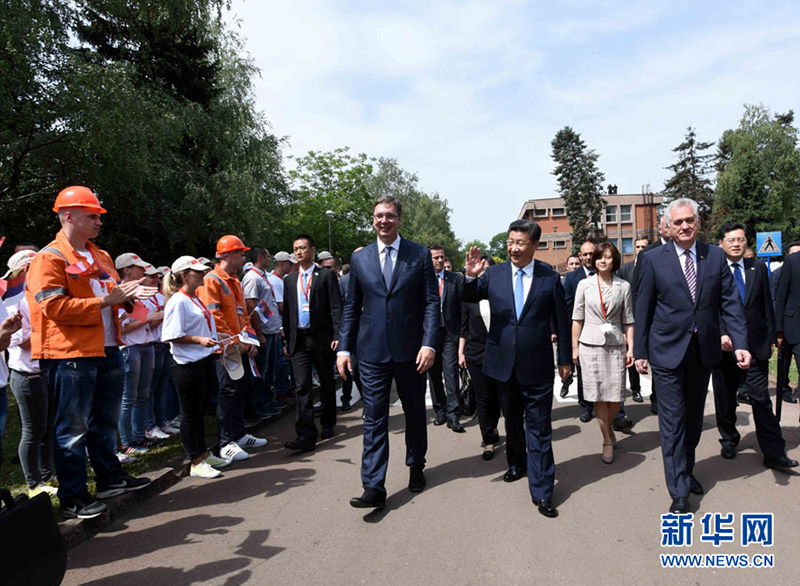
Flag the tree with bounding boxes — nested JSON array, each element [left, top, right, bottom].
[[550, 127, 607, 253], [663, 127, 716, 238], [714, 105, 800, 243], [488, 231, 509, 261]]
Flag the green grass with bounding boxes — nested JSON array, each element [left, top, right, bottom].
[[768, 351, 799, 386]]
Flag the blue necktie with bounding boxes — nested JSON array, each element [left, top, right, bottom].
[[515, 268, 525, 319], [383, 246, 393, 288], [300, 272, 310, 327], [733, 262, 745, 303]]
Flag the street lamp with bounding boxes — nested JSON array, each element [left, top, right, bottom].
[[325, 210, 335, 252], [552, 225, 559, 273]]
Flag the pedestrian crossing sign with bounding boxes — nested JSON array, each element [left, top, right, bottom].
[[756, 231, 782, 257]]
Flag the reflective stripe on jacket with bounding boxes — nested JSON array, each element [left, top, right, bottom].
[[197, 265, 250, 336]]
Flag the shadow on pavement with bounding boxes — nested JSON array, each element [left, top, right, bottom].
[[80, 558, 252, 586]]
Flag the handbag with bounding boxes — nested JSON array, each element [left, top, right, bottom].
[[458, 367, 477, 419], [0, 488, 67, 586]]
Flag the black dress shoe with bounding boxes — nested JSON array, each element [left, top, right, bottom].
[[669, 497, 689, 514], [651, 402, 658, 414], [782, 392, 798, 404], [482, 449, 494, 461], [447, 419, 466, 433], [341, 399, 351, 412], [631, 389, 643, 402], [536, 499, 558, 518], [720, 444, 736, 460], [321, 427, 335, 440], [579, 409, 593, 423], [433, 415, 447, 426], [736, 392, 750, 405], [559, 385, 569, 398], [503, 467, 527, 482], [284, 438, 316, 452], [613, 415, 633, 432], [764, 455, 800, 470], [350, 488, 386, 509], [409, 466, 426, 492], [689, 475, 704, 495]]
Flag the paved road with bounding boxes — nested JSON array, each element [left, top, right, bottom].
[[63, 374, 799, 585]]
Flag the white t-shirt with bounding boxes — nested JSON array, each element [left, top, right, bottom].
[[75, 250, 117, 346], [7, 296, 39, 374], [242, 268, 281, 335], [144, 292, 165, 343], [119, 302, 152, 346], [162, 290, 219, 365], [0, 301, 9, 386], [267, 271, 284, 305]]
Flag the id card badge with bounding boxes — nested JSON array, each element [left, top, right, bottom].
[[301, 303, 310, 313], [599, 323, 614, 335]]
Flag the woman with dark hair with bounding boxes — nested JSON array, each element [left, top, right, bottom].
[[571, 242, 634, 464], [458, 256, 501, 460]]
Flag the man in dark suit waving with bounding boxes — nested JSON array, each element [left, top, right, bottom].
[[711, 222, 797, 469], [463, 219, 571, 518], [635, 198, 751, 514], [337, 196, 440, 509], [282, 234, 343, 451]]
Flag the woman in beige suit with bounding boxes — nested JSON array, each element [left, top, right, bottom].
[[571, 242, 634, 464]]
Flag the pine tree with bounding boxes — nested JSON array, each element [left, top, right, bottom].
[[663, 127, 716, 237], [551, 127, 607, 254]]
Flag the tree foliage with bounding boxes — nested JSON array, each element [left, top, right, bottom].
[[714, 105, 800, 242], [488, 231, 510, 261], [663, 126, 716, 239], [551, 126, 607, 254]]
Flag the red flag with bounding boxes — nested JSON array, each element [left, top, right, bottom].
[[0, 236, 6, 249], [66, 260, 97, 276], [0, 280, 6, 297], [129, 301, 149, 322]]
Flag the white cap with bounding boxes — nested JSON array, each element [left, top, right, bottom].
[[317, 251, 333, 261], [171, 255, 212, 273], [156, 266, 169, 276], [197, 257, 212, 266], [243, 262, 254, 272], [2, 249, 37, 278], [273, 251, 297, 263], [143, 263, 159, 276], [115, 252, 150, 270]]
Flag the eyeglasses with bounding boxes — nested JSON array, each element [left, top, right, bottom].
[[373, 214, 399, 221]]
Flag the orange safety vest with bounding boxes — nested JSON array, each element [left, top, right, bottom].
[[26, 230, 123, 359], [197, 265, 250, 336]]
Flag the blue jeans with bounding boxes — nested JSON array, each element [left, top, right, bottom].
[[253, 334, 279, 411], [0, 385, 7, 441], [119, 344, 154, 446], [274, 349, 291, 395], [147, 342, 171, 429], [41, 349, 125, 502]]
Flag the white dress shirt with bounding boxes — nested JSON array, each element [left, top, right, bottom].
[[511, 259, 536, 303], [726, 257, 746, 285], [674, 241, 698, 273]]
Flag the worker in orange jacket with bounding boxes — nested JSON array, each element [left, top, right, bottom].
[[197, 235, 268, 462], [25, 186, 156, 519]]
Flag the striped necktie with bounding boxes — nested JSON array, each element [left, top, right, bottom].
[[684, 250, 696, 303]]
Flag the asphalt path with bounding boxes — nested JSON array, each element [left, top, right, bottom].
[[63, 373, 799, 585]]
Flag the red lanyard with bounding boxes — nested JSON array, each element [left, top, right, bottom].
[[597, 278, 611, 321], [249, 268, 273, 292], [145, 295, 163, 311], [300, 270, 313, 301], [181, 289, 213, 334]]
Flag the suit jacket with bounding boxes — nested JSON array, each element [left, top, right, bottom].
[[563, 267, 590, 314], [632, 239, 665, 304], [339, 272, 350, 302], [438, 270, 464, 340], [720, 257, 775, 362], [775, 251, 800, 345], [338, 237, 440, 363], [616, 261, 635, 284], [282, 266, 343, 355], [573, 275, 633, 346], [462, 260, 571, 385], [634, 241, 748, 369]]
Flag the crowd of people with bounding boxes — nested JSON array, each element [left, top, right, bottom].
[[0, 187, 798, 523]]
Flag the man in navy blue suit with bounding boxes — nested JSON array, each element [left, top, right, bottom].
[[463, 219, 571, 518], [635, 198, 750, 514], [337, 196, 440, 509]]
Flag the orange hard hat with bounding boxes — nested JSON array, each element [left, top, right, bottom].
[[53, 186, 107, 214], [216, 235, 250, 255]]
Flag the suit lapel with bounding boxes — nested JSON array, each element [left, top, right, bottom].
[[309, 268, 321, 303], [743, 257, 755, 306], [388, 238, 407, 293], [518, 261, 545, 322], [366, 242, 386, 293], [606, 277, 623, 317], [666, 242, 694, 305], [694, 242, 708, 307]]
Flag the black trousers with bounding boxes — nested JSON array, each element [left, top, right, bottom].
[[712, 356, 785, 460], [171, 355, 214, 460], [289, 330, 336, 442], [466, 361, 500, 446], [428, 330, 460, 421], [215, 358, 246, 446]]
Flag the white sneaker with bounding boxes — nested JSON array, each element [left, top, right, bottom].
[[220, 442, 249, 461], [146, 427, 170, 440], [190, 461, 222, 479], [161, 424, 180, 435], [236, 433, 268, 449], [32, 482, 58, 496], [117, 452, 137, 464], [205, 454, 232, 469]]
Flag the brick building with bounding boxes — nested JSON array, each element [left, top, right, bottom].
[[517, 192, 664, 273]]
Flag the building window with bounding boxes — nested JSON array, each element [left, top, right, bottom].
[[551, 207, 566, 217], [538, 240, 549, 249], [606, 237, 618, 250], [620, 205, 632, 222], [605, 206, 617, 223], [553, 240, 567, 249], [621, 238, 633, 254], [533, 208, 548, 217]]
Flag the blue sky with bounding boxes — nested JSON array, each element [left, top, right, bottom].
[[228, 0, 800, 244]]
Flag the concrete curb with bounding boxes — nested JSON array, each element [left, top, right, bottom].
[[57, 401, 295, 548]]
